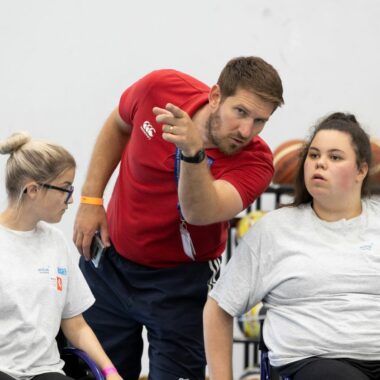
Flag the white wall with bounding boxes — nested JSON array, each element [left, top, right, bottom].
[[1, 0, 379, 377]]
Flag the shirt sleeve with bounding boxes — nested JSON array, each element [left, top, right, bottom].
[[216, 137, 274, 209], [62, 244, 95, 319], [118, 71, 156, 126], [210, 237, 263, 316]]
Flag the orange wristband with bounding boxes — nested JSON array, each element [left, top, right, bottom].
[[80, 196, 103, 206]]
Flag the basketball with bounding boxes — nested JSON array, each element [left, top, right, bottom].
[[237, 302, 265, 340], [272, 139, 305, 185], [369, 138, 380, 184], [235, 210, 266, 241]]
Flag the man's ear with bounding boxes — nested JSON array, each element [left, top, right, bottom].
[[23, 182, 39, 200], [208, 84, 222, 111]]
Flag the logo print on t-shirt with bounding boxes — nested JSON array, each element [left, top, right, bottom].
[[56, 276, 63, 291], [38, 267, 50, 274], [140, 121, 156, 140], [57, 267, 67, 275]]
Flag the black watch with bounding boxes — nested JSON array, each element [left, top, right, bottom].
[[180, 149, 206, 164]]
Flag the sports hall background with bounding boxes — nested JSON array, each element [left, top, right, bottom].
[[1, 1, 379, 378]]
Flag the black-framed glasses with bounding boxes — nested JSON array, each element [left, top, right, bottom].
[[39, 183, 74, 204]]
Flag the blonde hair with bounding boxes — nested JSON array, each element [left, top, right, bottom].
[[0, 132, 76, 203]]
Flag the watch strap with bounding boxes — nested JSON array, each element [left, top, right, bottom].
[[180, 149, 206, 163]]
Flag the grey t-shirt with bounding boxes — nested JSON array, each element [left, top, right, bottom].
[[210, 198, 380, 367], [0, 222, 95, 380]]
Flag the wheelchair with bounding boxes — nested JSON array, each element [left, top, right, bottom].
[[260, 350, 291, 380]]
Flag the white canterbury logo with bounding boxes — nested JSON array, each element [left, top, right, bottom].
[[140, 121, 156, 139]]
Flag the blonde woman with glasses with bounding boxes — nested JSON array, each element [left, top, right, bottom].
[[0, 132, 122, 380]]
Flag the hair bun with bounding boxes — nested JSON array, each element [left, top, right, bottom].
[[324, 112, 357, 124], [0, 132, 32, 155]]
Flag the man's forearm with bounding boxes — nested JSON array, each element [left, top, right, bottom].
[[178, 160, 217, 223], [178, 161, 243, 225]]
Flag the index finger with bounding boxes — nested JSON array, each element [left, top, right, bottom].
[[152, 106, 173, 117], [165, 103, 185, 118], [82, 233, 94, 260]]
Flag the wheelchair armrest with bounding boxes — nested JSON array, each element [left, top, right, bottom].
[[61, 347, 105, 380]]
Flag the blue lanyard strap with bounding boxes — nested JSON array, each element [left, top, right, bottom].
[[174, 147, 214, 219], [174, 148, 182, 185]]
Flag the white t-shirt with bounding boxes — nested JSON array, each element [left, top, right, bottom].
[[210, 197, 380, 367], [0, 222, 95, 380]]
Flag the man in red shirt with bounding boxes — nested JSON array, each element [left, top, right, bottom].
[[74, 56, 284, 380]]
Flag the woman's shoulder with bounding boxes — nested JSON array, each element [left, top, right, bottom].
[[241, 204, 311, 243], [36, 221, 66, 241], [260, 203, 310, 225], [365, 196, 380, 213]]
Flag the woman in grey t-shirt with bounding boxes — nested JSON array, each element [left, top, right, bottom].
[[204, 112, 380, 380]]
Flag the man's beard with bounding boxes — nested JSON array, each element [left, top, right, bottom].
[[205, 111, 247, 155]]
